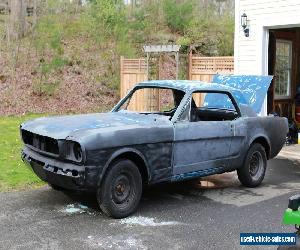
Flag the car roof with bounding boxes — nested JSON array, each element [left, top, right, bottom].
[[137, 80, 239, 94]]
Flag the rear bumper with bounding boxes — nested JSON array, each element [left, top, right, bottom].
[[21, 146, 99, 191]]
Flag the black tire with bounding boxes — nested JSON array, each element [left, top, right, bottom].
[[49, 183, 65, 191], [237, 143, 267, 188], [97, 159, 142, 219]]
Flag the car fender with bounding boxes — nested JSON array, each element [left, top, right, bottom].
[[97, 147, 150, 186], [248, 134, 271, 156]]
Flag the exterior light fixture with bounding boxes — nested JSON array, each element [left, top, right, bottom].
[[241, 13, 249, 37]]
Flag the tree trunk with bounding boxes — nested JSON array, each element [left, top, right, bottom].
[[33, 0, 37, 26], [8, 0, 27, 41]]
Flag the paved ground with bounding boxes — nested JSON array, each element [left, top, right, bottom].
[[278, 144, 300, 161], [1, 149, 300, 250]]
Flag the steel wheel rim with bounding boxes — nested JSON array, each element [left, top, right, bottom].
[[249, 151, 264, 181], [111, 171, 136, 210]]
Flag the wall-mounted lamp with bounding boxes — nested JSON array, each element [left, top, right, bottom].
[[241, 13, 249, 37]]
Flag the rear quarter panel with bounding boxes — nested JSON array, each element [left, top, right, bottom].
[[243, 116, 288, 159]]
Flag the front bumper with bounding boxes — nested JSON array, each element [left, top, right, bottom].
[[21, 146, 99, 191]]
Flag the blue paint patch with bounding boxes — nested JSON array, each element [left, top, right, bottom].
[[212, 75, 273, 113], [171, 166, 225, 182]]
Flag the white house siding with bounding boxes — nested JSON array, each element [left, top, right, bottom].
[[235, 0, 300, 74], [234, 0, 300, 115]]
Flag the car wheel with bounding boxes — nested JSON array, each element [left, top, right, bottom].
[[97, 159, 142, 219], [237, 143, 267, 188]]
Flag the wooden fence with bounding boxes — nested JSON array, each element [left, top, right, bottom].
[[188, 55, 234, 106], [120, 55, 234, 111], [188, 55, 234, 82], [120, 56, 147, 99]]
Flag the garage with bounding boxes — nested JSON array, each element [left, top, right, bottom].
[[235, 0, 300, 142], [268, 28, 300, 124]]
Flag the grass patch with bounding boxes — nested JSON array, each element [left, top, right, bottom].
[[33, 81, 60, 96], [0, 114, 45, 191]]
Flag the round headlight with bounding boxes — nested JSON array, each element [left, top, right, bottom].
[[73, 143, 83, 162]]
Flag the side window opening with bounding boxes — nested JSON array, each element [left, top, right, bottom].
[[190, 92, 239, 122]]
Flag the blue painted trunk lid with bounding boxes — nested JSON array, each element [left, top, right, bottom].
[[211, 75, 273, 113]]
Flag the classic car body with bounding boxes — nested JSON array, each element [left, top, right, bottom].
[[20, 79, 288, 218]]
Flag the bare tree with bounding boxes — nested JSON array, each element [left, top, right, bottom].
[[33, 0, 37, 26], [8, 0, 27, 41]]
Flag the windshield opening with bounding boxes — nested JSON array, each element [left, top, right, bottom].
[[116, 87, 185, 118]]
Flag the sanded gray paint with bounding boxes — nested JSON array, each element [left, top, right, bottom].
[[20, 80, 288, 190]]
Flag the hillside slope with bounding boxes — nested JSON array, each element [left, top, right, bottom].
[[0, 0, 234, 115]]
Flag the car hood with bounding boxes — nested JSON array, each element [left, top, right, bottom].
[[21, 112, 170, 140], [212, 75, 273, 113]]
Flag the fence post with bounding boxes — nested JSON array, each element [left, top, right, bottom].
[[120, 56, 124, 98], [188, 50, 193, 80]]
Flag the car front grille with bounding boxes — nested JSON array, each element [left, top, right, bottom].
[[21, 129, 59, 155]]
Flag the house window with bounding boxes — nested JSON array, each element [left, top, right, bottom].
[[275, 40, 292, 99]]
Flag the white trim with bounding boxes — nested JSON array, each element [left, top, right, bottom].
[[262, 28, 269, 117], [256, 25, 268, 116], [234, 0, 240, 74]]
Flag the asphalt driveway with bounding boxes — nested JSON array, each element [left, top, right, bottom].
[[1, 155, 300, 250]]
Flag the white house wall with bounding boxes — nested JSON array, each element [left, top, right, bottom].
[[235, 0, 300, 75]]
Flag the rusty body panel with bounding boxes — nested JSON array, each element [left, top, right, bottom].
[[20, 80, 288, 191]]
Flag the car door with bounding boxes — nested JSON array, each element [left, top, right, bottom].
[[227, 117, 247, 161], [172, 91, 238, 176]]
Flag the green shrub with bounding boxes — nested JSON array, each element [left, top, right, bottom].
[[33, 81, 60, 96], [163, 0, 194, 34]]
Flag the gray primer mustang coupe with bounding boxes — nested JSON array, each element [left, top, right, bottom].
[[21, 80, 288, 218]]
